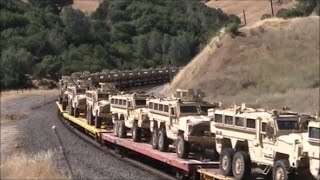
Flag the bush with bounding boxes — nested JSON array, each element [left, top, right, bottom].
[[276, 8, 305, 19]]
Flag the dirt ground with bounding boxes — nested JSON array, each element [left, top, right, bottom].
[[0, 90, 161, 179], [72, 0, 101, 14]]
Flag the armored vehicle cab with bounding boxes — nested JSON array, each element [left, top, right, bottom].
[[58, 76, 70, 110], [86, 83, 114, 128], [66, 81, 87, 117], [148, 89, 215, 159], [110, 92, 150, 142], [209, 104, 309, 180]]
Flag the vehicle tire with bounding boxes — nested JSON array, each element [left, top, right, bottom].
[[176, 135, 189, 159], [220, 148, 234, 176], [70, 106, 74, 116], [113, 121, 119, 137], [152, 128, 158, 149], [95, 116, 101, 128], [74, 108, 79, 118], [68, 101, 72, 115], [62, 101, 67, 111], [272, 159, 292, 180], [132, 122, 141, 142], [58, 96, 62, 104], [118, 120, 127, 138], [232, 151, 251, 179], [158, 128, 169, 152]]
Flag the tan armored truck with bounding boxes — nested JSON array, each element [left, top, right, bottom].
[[209, 105, 309, 180], [86, 83, 115, 128], [302, 118, 320, 179], [66, 81, 87, 117], [148, 89, 215, 159], [58, 76, 70, 110], [110, 92, 150, 142]]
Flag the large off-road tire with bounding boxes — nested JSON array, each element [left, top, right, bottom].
[[176, 135, 189, 159], [158, 128, 169, 152], [68, 101, 72, 115], [118, 120, 127, 138], [132, 122, 141, 142], [232, 151, 251, 179], [58, 96, 62, 104], [62, 101, 67, 111], [113, 121, 119, 137], [152, 128, 158, 149], [95, 116, 102, 128], [220, 148, 234, 176], [272, 159, 292, 180], [74, 108, 79, 118]]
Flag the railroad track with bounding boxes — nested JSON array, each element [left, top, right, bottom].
[[55, 108, 177, 180]]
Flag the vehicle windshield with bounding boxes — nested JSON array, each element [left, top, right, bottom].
[[77, 89, 86, 94], [98, 93, 109, 99], [309, 127, 320, 139], [277, 119, 299, 130], [180, 106, 198, 113], [135, 99, 146, 106]]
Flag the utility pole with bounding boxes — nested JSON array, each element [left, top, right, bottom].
[[270, 0, 274, 17]]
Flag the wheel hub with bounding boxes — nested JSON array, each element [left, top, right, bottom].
[[276, 167, 285, 180], [235, 158, 242, 174], [222, 156, 229, 170]]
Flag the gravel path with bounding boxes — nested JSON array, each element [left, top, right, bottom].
[[1, 92, 162, 180]]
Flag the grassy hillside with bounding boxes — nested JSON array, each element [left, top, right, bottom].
[[170, 16, 319, 113]]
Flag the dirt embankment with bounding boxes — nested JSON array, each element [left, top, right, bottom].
[[72, 0, 101, 14], [169, 16, 319, 113]]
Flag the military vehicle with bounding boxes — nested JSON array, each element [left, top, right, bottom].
[[58, 76, 70, 110], [86, 83, 114, 128], [110, 92, 150, 142], [66, 80, 88, 117], [209, 104, 310, 180], [147, 89, 215, 159], [302, 117, 320, 179]]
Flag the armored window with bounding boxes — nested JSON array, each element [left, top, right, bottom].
[[154, 103, 158, 110], [309, 127, 320, 139], [115, 99, 118, 104], [164, 105, 169, 112], [135, 100, 146, 106], [149, 102, 153, 109], [246, 118, 256, 128], [235, 117, 244, 127], [119, 99, 123, 105], [123, 100, 126, 106], [262, 122, 267, 132], [111, 99, 115, 104], [225, 116, 233, 125], [214, 114, 222, 123], [159, 104, 164, 111]]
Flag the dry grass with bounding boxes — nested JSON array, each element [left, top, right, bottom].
[[170, 16, 319, 113], [206, 0, 297, 25], [0, 89, 58, 102], [1, 151, 68, 179], [72, 0, 101, 15]]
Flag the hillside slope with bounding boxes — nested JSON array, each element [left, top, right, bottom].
[[206, 0, 297, 25], [169, 16, 319, 113]]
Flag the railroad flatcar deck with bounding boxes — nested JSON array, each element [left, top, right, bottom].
[[101, 133, 219, 173]]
